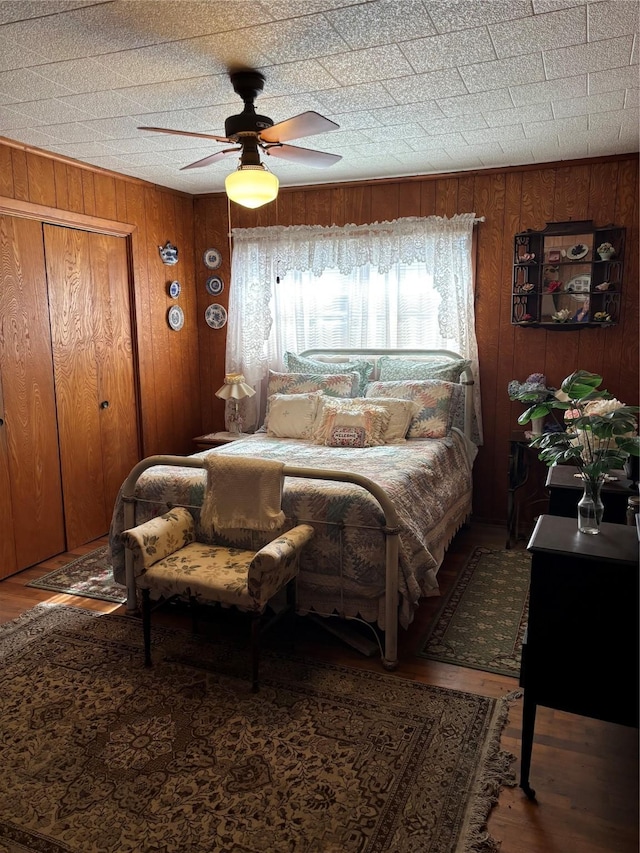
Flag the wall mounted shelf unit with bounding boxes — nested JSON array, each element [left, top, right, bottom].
[[512, 220, 625, 330]]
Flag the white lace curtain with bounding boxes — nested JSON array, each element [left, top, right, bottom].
[[226, 214, 482, 434]]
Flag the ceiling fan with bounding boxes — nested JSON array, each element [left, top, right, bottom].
[[138, 69, 341, 207]]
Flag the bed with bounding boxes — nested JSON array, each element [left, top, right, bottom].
[[108, 349, 477, 668]]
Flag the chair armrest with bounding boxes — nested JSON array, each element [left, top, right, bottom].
[[121, 507, 195, 576], [248, 524, 315, 604]]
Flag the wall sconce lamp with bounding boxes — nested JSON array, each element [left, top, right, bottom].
[[215, 373, 256, 435]]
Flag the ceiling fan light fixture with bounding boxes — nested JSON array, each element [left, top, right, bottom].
[[225, 164, 279, 209]]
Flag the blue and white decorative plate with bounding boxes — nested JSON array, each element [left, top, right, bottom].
[[167, 305, 184, 331], [205, 275, 224, 296], [205, 303, 227, 329], [203, 247, 222, 269], [168, 280, 181, 298]]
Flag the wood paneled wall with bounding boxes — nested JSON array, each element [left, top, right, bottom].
[[193, 154, 639, 524], [0, 137, 202, 458]]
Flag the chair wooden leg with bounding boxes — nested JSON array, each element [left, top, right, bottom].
[[251, 612, 261, 693], [142, 588, 152, 667], [286, 577, 297, 652]]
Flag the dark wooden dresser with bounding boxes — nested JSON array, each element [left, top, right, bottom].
[[519, 514, 639, 799]]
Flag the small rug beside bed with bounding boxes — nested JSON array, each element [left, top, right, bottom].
[[0, 605, 519, 853], [26, 545, 126, 603], [417, 547, 530, 678]]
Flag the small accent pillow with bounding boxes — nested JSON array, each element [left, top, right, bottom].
[[361, 396, 420, 443], [377, 355, 470, 384], [266, 391, 324, 439], [284, 352, 374, 395], [314, 398, 391, 447], [365, 379, 458, 439]]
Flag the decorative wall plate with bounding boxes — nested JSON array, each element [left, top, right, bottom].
[[205, 303, 227, 329], [167, 305, 184, 331], [168, 280, 181, 298], [205, 275, 224, 296], [565, 273, 591, 294], [203, 247, 222, 269], [567, 243, 589, 261]]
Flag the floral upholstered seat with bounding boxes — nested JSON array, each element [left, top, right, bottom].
[[121, 507, 314, 690]]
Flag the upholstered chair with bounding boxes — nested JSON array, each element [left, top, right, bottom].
[[121, 507, 314, 691]]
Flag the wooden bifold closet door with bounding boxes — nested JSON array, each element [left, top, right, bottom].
[[44, 225, 140, 550], [0, 216, 65, 577]]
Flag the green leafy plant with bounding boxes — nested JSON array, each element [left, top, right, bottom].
[[510, 370, 639, 480]]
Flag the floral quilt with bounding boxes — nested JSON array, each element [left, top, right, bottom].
[[109, 433, 473, 629]]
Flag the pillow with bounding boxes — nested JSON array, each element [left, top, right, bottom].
[[284, 352, 374, 395], [313, 398, 391, 447], [361, 396, 420, 443], [121, 507, 195, 573], [266, 391, 323, 439], [264, 371, 358, 432], [267, 369, 360, 399], [377, 356, 470, 384], [365, 379, 458, 439]]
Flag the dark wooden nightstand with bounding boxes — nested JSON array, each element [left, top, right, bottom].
[[519, 514, 639, 799], [506, 430, 549, 549], [193, 431, 248, 450], [546, 465, 634, 524]]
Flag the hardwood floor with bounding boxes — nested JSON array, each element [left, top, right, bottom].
[[1, 521, 637, 853]]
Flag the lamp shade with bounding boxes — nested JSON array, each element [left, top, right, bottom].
[[215, 373, 255, 400], [225, 165, 279, 209]]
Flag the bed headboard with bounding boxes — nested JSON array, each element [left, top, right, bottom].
[[299, 348, 475, 441]]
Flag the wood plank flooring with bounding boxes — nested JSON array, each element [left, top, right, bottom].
[[1, 521, 637, 853]]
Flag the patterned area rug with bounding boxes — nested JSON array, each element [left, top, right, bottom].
[[26, 545, 125, 603], [418, 548, 530, 677], [0, 605, 518, 853]]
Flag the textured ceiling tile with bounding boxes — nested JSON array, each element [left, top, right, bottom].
[[460, 55, 546, 93], [532, 1, 586, 12], [0, 36, 41, 72], [369, 102, 447, 124], [132, 108, 227, 133], [246, 16, 351, 63], [324, 0, 437, 49], [510, 74, 587, 106], [58, 90, 149, 119], [589, 106, 640, 133], [462, 124, 527, 145], [361, 122, 426, 142], [326, 109, 380, 130], [30, 57, 134, 94], [525, 114, 589, 137], [407, 131, 469, 150], [96, 42, 230, 87], [3, 126, 59, 147], [43, 140, 114, 158], [544, 36, 634, 79], [425, 0, 533, 33], [118, 75, 232, 113], [384, 68, 468, 103], [0, 104, 44, 129], [554, 90, 626, 117], [0, 1, 97, 25], [479, 148, 535, 166], [421, 113, 488, 134], [400, 27, 496, 73], [350, 139, 414, 157], [318, 45, 415, 85], [5, 97, 94, 124], [0, 68, 74, 102], [37, 121, 111, 143], [314, 81, 397, 113], [436, 88, 514, 116], [485, 103, 554, 126], [589, 65, 640, 95], [259, 61, 341, 94], [588, 0, 639, 42], [490, 7, 586, 59]]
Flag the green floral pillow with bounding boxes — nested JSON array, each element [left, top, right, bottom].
[[283, 352, 374, 395], [377, 356, 470, 384], [263, 371, 359, 432]]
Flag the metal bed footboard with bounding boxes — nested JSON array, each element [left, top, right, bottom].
[[120, 454, 402, 669]]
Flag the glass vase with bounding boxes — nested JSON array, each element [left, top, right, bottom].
[[577, 477, 604, 534]]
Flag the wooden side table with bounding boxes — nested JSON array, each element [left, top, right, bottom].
[[193, 431, 248, 450], [519, 514, 639, 799], [546, 464, 635, 524]]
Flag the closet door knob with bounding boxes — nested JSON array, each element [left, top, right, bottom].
[[100, 400, 110, 409]]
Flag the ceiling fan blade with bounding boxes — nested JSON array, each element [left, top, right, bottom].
[[180, 148, 240, 170], [259, 111, 339, 143], [263, 143, 342, 168], [138, 126, 230, 143]]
